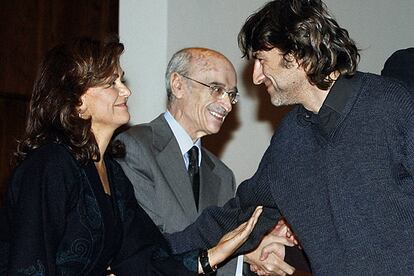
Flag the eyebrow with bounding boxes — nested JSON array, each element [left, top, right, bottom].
[[253, 51, 266, 60], [112, 71, 125, 80], [209, 81, 237, 91], [209, 81, 226, 87]]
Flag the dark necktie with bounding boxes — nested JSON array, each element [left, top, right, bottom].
[[187, 146, 200, 210]]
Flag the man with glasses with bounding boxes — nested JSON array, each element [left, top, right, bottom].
[[116, 48, 294, 275]]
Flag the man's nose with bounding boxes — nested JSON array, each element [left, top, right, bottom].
[[220, 93, 232, 113], [253, 60, 265, 85]]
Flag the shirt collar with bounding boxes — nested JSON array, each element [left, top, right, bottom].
[[296, 73, 361, 139], [164, 111, 201, 165]]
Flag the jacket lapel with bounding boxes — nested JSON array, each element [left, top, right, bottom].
[[198, 149, 222, 211], [151, 115, 198, 219]]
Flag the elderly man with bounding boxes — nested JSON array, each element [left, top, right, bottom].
[[116, 48, 294, 275], [167, 0, 414, 275]]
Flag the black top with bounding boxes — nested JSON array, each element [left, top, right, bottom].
[[4, 143, 198, 275], [84, 162, 122, 275]]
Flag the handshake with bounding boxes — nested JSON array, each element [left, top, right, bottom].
[[244, 218, 301, 276]]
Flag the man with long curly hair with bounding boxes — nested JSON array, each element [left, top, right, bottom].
[[167, 0, 414, 274]]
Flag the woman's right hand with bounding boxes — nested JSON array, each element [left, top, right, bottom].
[[198, 206, 263, 273]]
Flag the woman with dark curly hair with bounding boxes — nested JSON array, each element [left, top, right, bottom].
[[4, 38, 262, 276]]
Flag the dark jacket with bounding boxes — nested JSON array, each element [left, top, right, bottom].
[[4, 143, 197, 275]]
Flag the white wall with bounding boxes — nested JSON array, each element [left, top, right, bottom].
[[119, 1, 168, 125], [120, 0, 414, 184], [324, 0, 414, 74]]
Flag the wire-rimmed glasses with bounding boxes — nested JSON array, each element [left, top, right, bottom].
[[181, 75, 240, 104]]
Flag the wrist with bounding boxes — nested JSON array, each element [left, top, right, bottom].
[[244, 252, 253, 264], [199, 248, 217, 274], [208, 247, 219, 267]]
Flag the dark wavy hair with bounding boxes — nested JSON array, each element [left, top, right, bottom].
[[15, 37, 124, 164], [238, 0, 360, 90]]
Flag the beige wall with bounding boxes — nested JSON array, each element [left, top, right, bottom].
[[120, 0, 414, 184]]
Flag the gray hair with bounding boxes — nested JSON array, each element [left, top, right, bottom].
[[165, 48, 194, 106]]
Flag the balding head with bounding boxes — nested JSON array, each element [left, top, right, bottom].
[[165, 47, 235, 107], [165, 47, 237, 141]]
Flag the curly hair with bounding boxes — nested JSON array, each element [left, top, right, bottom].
[[15, 37, 124, 164], [238, 0, 360, 90]]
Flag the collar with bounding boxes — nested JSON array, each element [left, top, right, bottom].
[[164, 111, 201, 166], [296, 73, 361, 139]]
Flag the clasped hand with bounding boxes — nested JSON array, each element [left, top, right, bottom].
[[244, 219, 298, 275]]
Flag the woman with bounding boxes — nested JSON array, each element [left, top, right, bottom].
[[4, 38, 262, 275]]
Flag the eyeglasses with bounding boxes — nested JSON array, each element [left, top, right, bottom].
[[181, 75, 240, 104]]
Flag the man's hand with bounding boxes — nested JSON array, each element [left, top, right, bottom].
[[244, 219, 296, 275], [278, 219, 300, 249]]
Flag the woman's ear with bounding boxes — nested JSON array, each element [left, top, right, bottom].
[[170, 72, 185, 99], [78, 93, 88, 118]]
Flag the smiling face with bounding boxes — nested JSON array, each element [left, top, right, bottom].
[[80, 66, 131, 136], [252, 48, 309, 107], [169, 50, 237, 141]]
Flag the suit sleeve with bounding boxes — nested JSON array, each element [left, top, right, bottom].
[[115, 132, 163, 228], [167, 144, 282, 255], [6, 146, 78, 275]]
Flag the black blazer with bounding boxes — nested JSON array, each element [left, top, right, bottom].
[[4, 143, 197, 275]]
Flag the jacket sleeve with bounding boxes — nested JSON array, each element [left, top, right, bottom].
[[109, 160, 197, 276], [6, 145, 79, 275]]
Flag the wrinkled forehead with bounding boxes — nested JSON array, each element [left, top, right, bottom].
[[190, 52, 236, 84]]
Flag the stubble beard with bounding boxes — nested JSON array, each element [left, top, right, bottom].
[[270, 91, 290, 107], [269, 85, 300, 107]]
